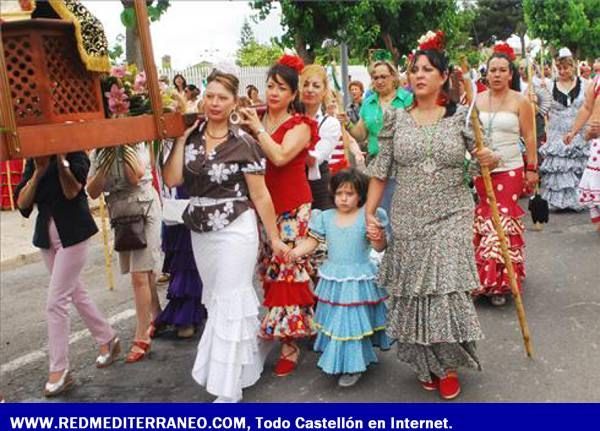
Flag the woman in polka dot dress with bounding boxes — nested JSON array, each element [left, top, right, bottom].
[[565, 74, 600, 231], [473, 46, 538, 306]]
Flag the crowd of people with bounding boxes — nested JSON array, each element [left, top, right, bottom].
[[13, 31, 600, 403]]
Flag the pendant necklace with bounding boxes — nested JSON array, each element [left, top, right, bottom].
[[486, 91, 509, 143], [420, 126, 438, 174], [416, 108, 444, 174]]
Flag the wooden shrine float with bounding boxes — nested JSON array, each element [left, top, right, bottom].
[[0, 0, 185, 161]]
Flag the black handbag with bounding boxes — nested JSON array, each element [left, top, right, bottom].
[[111, 214, 147, 252], [109, 199, 152, 252]]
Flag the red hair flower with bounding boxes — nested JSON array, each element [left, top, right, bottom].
[[277, 54, 305, 74], [493, 42, 516, 62], [418, 30, 445, 52]]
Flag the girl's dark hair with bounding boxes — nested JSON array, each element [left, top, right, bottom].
[[486, 53, 521, 92], [246, 84, 258, 98], [411, 50, 457, 117], [330, 168, 369, 207], [172, 73, 187, 91], [266, 63, 305, 114]]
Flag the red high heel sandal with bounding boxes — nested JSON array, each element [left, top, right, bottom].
[[274, 343, 299, 377], [125, 340, 151, 363]]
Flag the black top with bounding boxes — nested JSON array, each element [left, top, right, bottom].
[[14, 152, 98, 249]]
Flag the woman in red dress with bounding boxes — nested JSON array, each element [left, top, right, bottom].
[[240, 55, 319, 377]]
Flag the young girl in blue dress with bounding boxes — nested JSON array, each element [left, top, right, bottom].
[[287, 168, 390, 387]]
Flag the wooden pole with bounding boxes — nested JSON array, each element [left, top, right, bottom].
[[98, 194, 115, 291], [4, 161, 15, 211], [527, 59, 543, 232], [134, 0, 166, 139], [462, 60, 534, 358]]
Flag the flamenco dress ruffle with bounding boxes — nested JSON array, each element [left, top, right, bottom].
[[473, 168, 526, 296], [314, 260, 391, 375], [155, 224, 206, 328]]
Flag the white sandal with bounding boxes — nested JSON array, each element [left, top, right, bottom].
[[44, 369, 74, 397], [95, 336, 121, 368]]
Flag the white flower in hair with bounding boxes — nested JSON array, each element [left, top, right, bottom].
[[558, 47, 573, 59], [418, 31, 437, 45], [214, 61, 239, 76]]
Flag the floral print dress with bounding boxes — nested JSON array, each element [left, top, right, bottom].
[[366, 106, 484, 383], [182, 123, 266, 233]]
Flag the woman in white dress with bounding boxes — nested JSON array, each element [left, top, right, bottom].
[[162, 68, 287, 402]]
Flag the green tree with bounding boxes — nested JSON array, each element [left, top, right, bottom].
[[237, 41, 283, 67], [251, 0, 459, 65], [120, 0, 171, 67], [523, 0, 599, 59], [470, 0, 524, 46], [240, 18, 256, 47]]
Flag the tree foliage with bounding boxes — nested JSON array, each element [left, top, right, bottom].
[[120, 0, 171, 67], [237, 40, 284, 67], [250, 0, 459, 65], [523, 0, 600, 59], [239, 18, 255, 47], [469, 0, 524, 46]]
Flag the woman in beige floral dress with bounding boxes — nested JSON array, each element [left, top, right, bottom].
[[365, 39, 498, 400]]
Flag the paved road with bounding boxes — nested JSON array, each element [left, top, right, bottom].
[[1, 208, 599, 402]]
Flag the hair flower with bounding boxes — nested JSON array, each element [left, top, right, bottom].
[[417, 30, 445, 52], [277, 54, 305, 74], [493, 42, 516, 62]]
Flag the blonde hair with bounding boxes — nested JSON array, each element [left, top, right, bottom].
[[300, 64, 330, 100], [369, 60, 400, 89], [325, 90, 343, 114], [556, 56, 575, 68]]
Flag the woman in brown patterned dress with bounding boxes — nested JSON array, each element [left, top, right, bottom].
[[365, 35, 497, 400], [162, 69, 288, 402]]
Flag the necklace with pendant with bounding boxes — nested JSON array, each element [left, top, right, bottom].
[[420, 125, 438, 174], [415, 107, 444, 174], [486, 91, 509, 140]]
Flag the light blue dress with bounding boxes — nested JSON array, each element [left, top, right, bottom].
[[309, 207, 391, 375]]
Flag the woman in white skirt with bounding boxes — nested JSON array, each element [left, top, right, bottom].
[[162, 67, 288, 402]]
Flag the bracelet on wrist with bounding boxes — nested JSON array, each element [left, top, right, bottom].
[[256, 127, 267, 137]]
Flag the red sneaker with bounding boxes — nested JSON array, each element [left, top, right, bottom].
[[420, 375, 440, 391], [274, 343, 299, 377], [439, 371, 461, 400]]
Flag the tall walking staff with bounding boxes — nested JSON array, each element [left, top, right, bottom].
[[461, 60, 534, 358], [98, 194, 115, 290]]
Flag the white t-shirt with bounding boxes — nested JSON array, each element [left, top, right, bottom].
[[307, 108, 342, 180]]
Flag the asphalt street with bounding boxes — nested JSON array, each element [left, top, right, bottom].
[[1, 207, 599, 402]]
